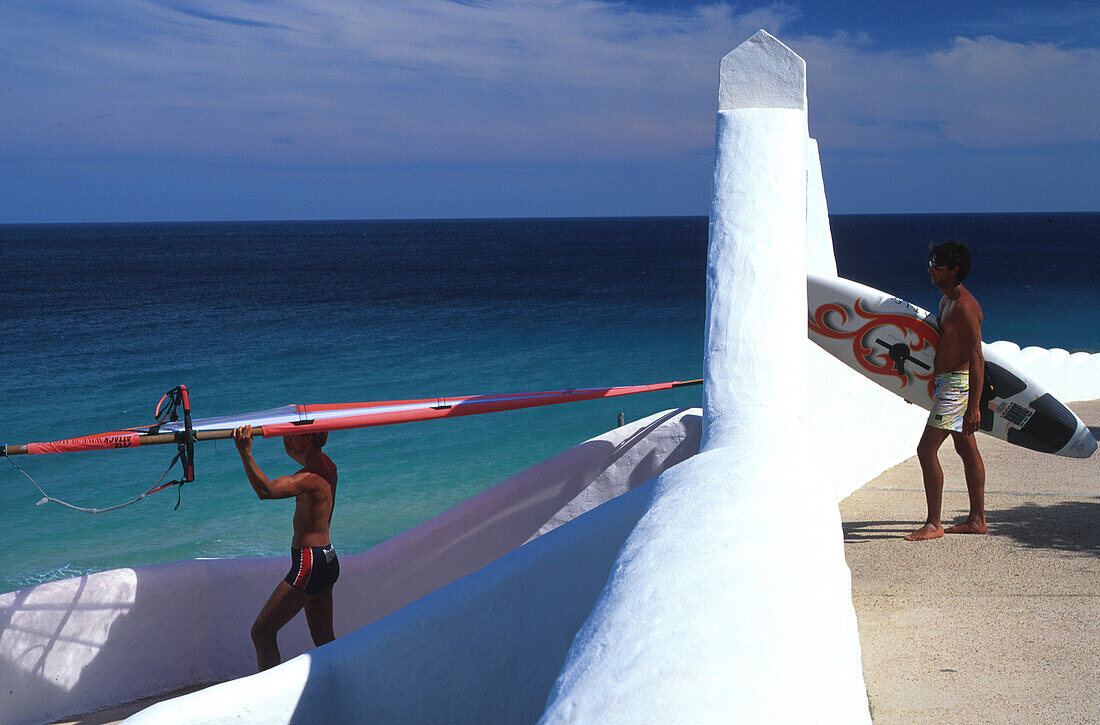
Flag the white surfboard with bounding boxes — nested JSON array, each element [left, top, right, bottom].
[[807, 273, 1096, 459]]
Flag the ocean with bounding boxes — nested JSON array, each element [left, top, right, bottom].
[[0, 213, 1096, 594]]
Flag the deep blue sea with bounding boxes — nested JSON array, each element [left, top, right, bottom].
[[0, 213, 1096, 593]]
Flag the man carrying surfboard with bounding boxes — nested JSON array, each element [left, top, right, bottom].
[[233, 425, 340, 669], [906, 242, 994, 539], [906, 241, 987, 541]]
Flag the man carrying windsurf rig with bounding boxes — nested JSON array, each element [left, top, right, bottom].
[[233, 424, 340, 670], [906, 241, 987, 542]]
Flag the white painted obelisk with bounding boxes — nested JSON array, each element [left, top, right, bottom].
[[541, 32, 870, 722], [703, 31, 810, 450]]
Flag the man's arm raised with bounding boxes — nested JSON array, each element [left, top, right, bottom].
[[233, 425, 321, 500]]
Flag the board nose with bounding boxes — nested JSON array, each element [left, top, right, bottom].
[[1065, 423, 1098, 459]]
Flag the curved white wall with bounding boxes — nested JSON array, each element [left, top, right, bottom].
[[987, 342, 1100, 404], [542, 443, 869, 723], [128, 465, 666, 725], [0, 408, 701, 725], [543, 30, 871, 724]]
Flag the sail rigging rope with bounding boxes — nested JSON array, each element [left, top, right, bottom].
[[6, 451, 186, 514], [4, 385, 195, 513]]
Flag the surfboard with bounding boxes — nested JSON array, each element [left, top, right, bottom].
[[807, 273, 1096, 459]]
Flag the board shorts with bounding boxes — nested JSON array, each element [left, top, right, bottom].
[[928, 372, 969, 432], [285, 544, 340, 596]]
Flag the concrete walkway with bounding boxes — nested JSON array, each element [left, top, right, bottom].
[[842, 400, 1100, 724]]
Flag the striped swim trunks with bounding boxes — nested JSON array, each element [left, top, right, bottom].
[[928, 371, 969, 432], [284, 544, 340, 595]]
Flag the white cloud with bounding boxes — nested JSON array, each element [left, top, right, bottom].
[[0, 1, 1096, 165], [795, 34, 1100, 151], [928, 36, 1100, 147], [0, 1, 794, 162]]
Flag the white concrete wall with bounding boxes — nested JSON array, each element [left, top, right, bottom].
[[805, 137, 837, 278], [127, 466, 666, 725], [542, 31, 871, 724], [809, 348, 929, 501], [987, 342, 1100, 404], [0, 408, 701, 725], [801, 131, 930, 502]]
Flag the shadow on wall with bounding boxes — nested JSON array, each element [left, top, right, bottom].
[[0, 557, 281, 725], [992, 500, 1100, 556], [0, 571, 136, 725]]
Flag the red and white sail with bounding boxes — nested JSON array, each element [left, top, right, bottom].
[[4, 381, 702, 457]]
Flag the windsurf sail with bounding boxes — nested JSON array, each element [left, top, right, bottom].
[[3, 379, 702, 512]]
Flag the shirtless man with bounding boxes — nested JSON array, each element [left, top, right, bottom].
[[233, 425, 339, 670], [906, 241, 987, 541]]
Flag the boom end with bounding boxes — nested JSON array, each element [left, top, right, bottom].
[[673, 378, 704, 388]]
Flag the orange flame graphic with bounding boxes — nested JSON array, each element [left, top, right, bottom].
[[809, 298, 938, 397]]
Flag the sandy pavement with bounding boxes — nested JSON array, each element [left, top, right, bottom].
[[842, 399, 1100, 724]]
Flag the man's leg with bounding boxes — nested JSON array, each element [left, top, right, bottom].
[[304, 586, 336, 647], [907, 426, 950, 540], [252, 581, 311, 671], [945, 432, 987, 534]]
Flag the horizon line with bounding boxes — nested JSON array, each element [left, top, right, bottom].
[[3, 210, 1098, 228]]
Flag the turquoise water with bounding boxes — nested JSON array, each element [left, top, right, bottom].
[[0, 213, 1096, 593]]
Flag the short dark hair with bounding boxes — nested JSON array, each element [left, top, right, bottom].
[[289, 431, 328, 449], [929, 241, 971, 281]]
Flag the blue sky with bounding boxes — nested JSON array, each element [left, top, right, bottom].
[[1, 0, 1096, 222]]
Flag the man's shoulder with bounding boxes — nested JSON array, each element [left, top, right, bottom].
[[291, 467, 333, 491], [959, 287, 983, 318]]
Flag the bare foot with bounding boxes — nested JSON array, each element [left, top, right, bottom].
[[905, 523, 944, 541], [945, 519, 987, 535]]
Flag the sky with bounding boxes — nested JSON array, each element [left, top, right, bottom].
[[1, 0, 1097, 223]]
